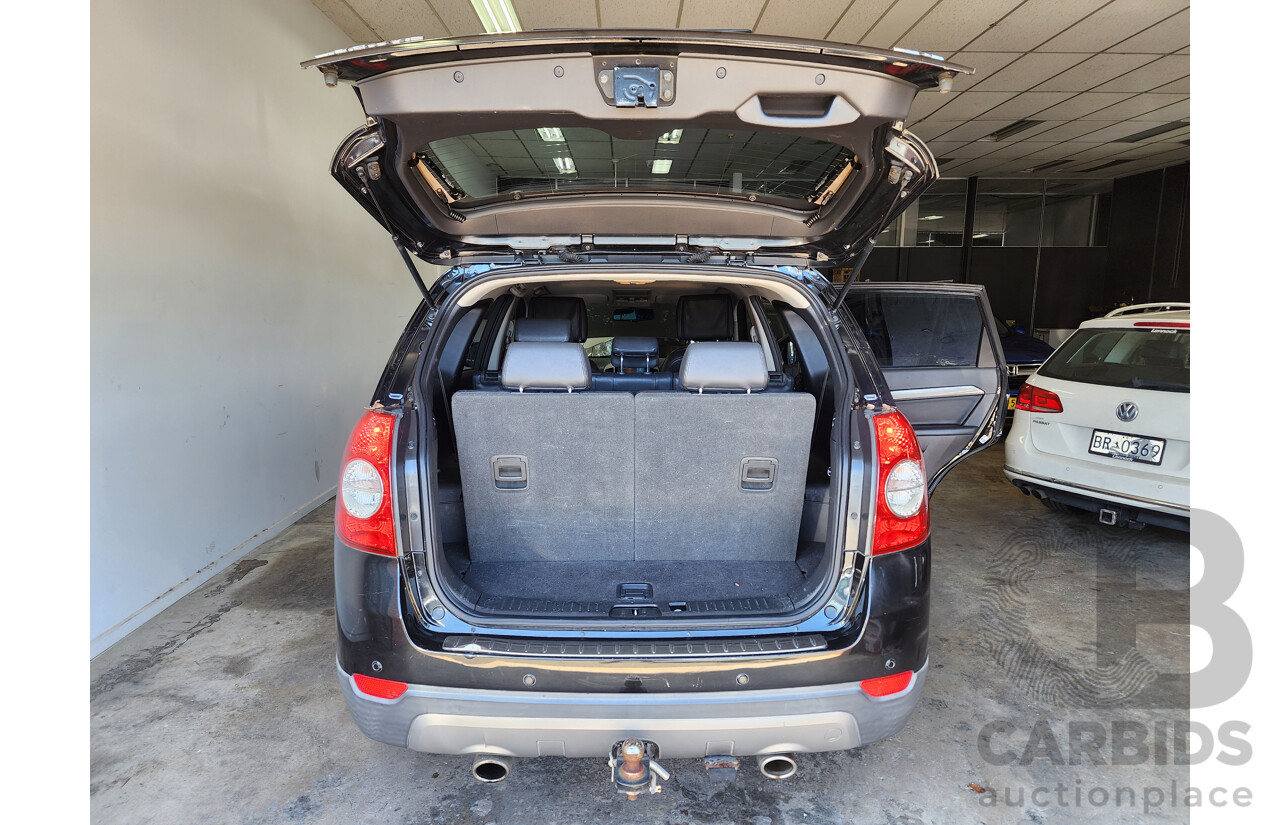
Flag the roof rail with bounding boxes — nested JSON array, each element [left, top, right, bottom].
[[1103, 302, 1191, 318]]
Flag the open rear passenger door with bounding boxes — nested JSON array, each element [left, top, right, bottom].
[[840, 283, 1007, 491]]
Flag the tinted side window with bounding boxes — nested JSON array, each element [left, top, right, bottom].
[[844, 293, 984, 368]]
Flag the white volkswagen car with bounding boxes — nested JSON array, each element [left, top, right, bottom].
[[1003, 304, 1189, 530]]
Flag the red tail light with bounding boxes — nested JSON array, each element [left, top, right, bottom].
[[871, 411, 929, 555], [352, 672, 408, 700], [1014, 383, 1063, 413], [861, 670, 914, 698], [336, 410, 397, 557]]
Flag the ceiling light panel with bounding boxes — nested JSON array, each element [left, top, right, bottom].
[[1092, 55, 1190, 94], [969, 53, 1089, 93], [1107, 8, 1190, 53], [755, 0, 856, 40], [348, 0, 446, 39], [862, 0, 946, 47], [1034, 53, 1160, 92], [962, 0, 1111, 52], [597, 0, 681, 28], [898, 0, 1022, 52], [1031, 93, 1133, 121], [469, 0, 521, 33], [974, 93, 1074, 121], [1041, 0, 1188, 52]]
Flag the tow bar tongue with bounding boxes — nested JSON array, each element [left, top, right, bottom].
[[610, 738, 670, 800]]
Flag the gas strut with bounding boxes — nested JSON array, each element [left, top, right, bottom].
[[828, 167, 909, 311], [355, 165, 437, 311]]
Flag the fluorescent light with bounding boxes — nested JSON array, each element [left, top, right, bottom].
[[658, 129, 683, 145], [973, 233, 988, 239], [537, 128, 565, 142], [553, 157, 576, 174], [470, 0, 521, 33], [919, 215, 944, 221], [651, 159, 672, 174]]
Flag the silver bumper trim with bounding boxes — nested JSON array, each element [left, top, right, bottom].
[[339, 660, 928, 758], [1003, 465, 1190, 513]]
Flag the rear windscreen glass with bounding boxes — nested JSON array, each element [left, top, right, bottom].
[[1038, 328, 1189, 392], [416, 127, 850, 205], [844, 292, 985, 368]]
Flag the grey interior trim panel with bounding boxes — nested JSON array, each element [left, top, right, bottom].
[[891, 385, 984, 402]]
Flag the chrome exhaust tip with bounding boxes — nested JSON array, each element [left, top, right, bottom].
[[472, 755, 512, 783], [757, 754, 798, 780]]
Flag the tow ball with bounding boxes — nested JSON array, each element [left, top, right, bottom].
[[609, 738, 671, 800]]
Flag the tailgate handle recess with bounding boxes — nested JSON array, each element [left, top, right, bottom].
[[736, 94, 860, 128], [492, 455, 528, 490], [740, 457, 777, 492]]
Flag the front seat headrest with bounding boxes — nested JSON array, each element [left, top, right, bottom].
[[527, 297, 588, 343], [512, 317, 573, 342], [677, 294, 735, 341]]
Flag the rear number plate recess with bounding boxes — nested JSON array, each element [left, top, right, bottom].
[[1088, 429, 1165, 465]]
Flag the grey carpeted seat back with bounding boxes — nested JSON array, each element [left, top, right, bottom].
[[453, 342, 634, 562], [634, 343, 816, 561]]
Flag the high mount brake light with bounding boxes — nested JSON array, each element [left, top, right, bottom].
[[337, 410, 398, 557], [1014, 383, 1063, 413], [871, 411, 928, 555]]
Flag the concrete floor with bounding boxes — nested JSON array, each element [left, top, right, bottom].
[[90, 448, 1190, 824]]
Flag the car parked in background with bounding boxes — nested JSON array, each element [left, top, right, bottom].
[[1003, 303, 1189, 530], [997, 321, 1056, 424], [307, 30, 1008, 793]]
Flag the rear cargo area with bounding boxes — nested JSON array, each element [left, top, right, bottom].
[[420, 282, 845, 619]]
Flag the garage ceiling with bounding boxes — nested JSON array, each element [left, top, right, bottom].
[[309, 0, 1190, 179]]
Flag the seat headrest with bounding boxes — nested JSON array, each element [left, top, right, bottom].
[[610, 336, 659, 373], [512, 317, 573, 342], [677, 294, 735, 341], [527, 297, 588, 343], [678, 342, 768, 393], [501, 342, 591, 392]]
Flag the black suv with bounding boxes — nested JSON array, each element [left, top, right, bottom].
[[309, 31, 1006, 792]]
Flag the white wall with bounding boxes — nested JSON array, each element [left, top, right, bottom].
[[91, 0, 426, 655]]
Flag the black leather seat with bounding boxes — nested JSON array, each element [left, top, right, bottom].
[[511, 317, 572, 343], [526, 297, 588, 343], [663, 294, 736, 374], [591, 337, 676, 392], [473, 318, 578, 390]]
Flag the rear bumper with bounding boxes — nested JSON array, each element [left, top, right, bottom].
[[1004, 466, 1189, 531], [339, 659, 928, 758]]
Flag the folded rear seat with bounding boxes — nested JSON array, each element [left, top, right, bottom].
[[634, 342, 816, 561], [453, 341, 635, 562]]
